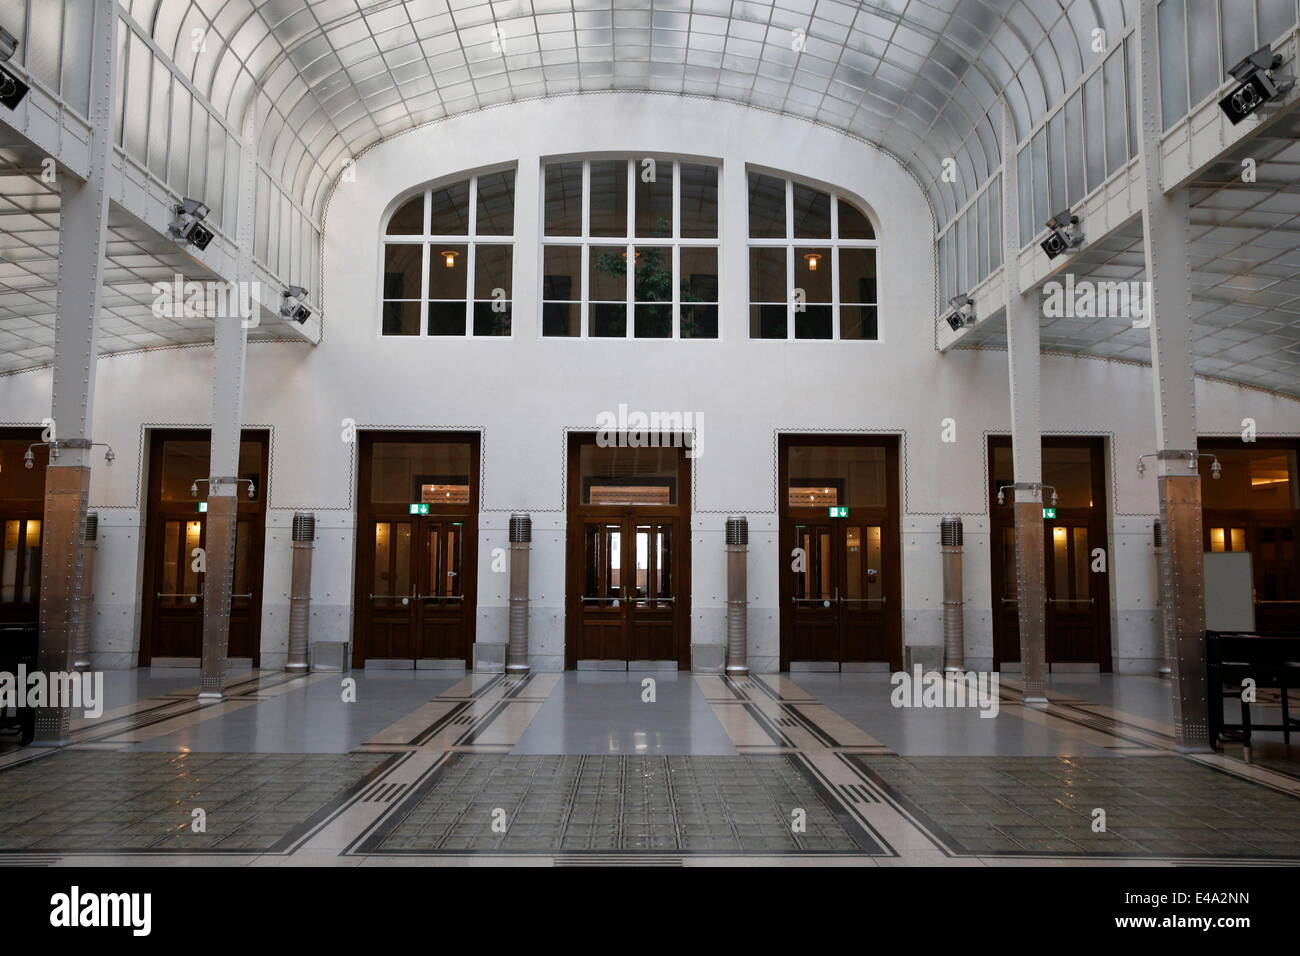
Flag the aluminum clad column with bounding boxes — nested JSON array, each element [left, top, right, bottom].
[[286, 513, 315, 671], [507, 514, 531, 674], [940, 517, 965, 673], [725, 516, 749, 677]]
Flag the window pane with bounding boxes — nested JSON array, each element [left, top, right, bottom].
[[681, 305, 718, 339], [748, 172, 786, 238], [792, 183, 831, 238], [383, 244, 423, 299], [472, 302, 511, 336], [1158, 0, 1189, 128], [369, 442, 472, 504], [543, 302, 580, 337], [837, 199, 874, 239], [591, 304, 627, 337], [474, 245, 512, 298], [680, 164, 718, 238], [1083, 72, 1105, 193], [383, 301, 420, 335], [839, 248, 876, 303], [580, 445, 678, 505], [1187, 0, 1219, 106], [429, 180, 470, 235], [589, 246, 626, 300], [543, 246, 580, 301], [635, 304, 671, 338], [544, 162, 582, 235], [680, 247, 718, 302], [1043, 446, 1095, 507], [841, 306, 878, 340], [1103, 52, 1127, 175], [1202, 448, 1300, 510], [384, 195, 426, 234], [751, 304, 787, 339], [786, 445, 887, 507], [796, 247, 831, 302], [589, 160, 628, 237], [633, 247, 671, 302], [428, 244, 467, 299], [427, 302, 466, 336], [750, 247, 786, 302], [635, 161, 673, 237], [475, 170, 514, 235], [794, 305, 832, 339]]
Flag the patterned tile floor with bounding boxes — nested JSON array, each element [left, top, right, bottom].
[[0, 751, 387, 852], [854, 755, 1300, 859], [368, 754, 877, 855]]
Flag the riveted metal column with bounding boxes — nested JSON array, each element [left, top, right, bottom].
[[725, 516, 749, 676], [507, 514, 531, 674], [72, 512, 98, 671], [34, 1, 117, 746], [1153, 520, 1173, 678], [286, 513, 315, 671], [199, 110, 257, 699], [1000, 97, 1047, 702], [940, 517, 965, 672], [1137, 0, 1209, 751]]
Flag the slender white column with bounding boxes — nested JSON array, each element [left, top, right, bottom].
[[1136, 0, 1209, 751], [34, 1, 116, 746]]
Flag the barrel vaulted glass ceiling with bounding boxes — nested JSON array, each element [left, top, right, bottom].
[[123, 0, 1135, 227]]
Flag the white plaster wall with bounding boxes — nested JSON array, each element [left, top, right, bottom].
[[2, 93, 1299, 673]]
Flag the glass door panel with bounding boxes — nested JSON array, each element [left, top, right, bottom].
[[583, 522, 623, 606]]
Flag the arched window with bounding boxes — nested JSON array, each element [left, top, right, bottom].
[[541, 158, 720, 339], [381, 168, 515, 336], [748, 173, 878, 340]]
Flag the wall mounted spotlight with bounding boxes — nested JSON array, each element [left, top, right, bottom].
[[0, 26, 18, 63], [1041, 210, 1082, 259], [945, 293, 975, 331], [280, 286, 312, 324], [1219, 45, 1293, 125], [169, 198, 214, 250]]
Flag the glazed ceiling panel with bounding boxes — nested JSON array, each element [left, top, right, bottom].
[[123, 0, 1132, 226]]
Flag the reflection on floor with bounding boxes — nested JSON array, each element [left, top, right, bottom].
[[0, 667, 1296, 866]]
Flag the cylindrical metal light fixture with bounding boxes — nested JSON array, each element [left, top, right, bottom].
[[287, 512, 315, 672], [1153, 518, 1172, 678], [940, 516, 965, 673], [73, 511, 98, 672], [507, 513, 531, 674], [725, 516, 749, 676]]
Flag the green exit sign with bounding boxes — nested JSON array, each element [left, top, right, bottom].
[[1043, 507, 1056, 519], [828, 506, 849, 518], [197, 502, 208, 513], [408, 503, 430, 515]]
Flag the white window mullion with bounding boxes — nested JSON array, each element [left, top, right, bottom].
[[672, 160, 681, 338], [420, 241, 430, 339], [581, 161, 591, 337], [626, 158, 635, 337]]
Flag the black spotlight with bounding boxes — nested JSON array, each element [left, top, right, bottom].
[[1219, 45, 1292, 125], [945, 294, 974, 331], [280, 286, 312, 325], [1041, 209, 1081, 259], [0, 65, 29, 111], [169, 198, 214, 250]]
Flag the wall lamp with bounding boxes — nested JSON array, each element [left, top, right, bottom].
[[192, 476, 256, 500], [1136, 451, 1221, 479], [996, 484, 1058, 507], [24, 440, 114, 467], [169, 198, 214, 251]]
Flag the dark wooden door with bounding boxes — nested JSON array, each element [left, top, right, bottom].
[[565, 435, 691, 668], [778, 435, 901, 670], [1045, 518, 1098, 662], [353, 432, 479, 667], [139, 430, 268, 664], [0, 429, 46, 627]]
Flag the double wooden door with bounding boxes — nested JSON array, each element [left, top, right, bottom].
[[782, 519, 892, 665], [361, 514, 474, 662], [571, 516, 679, 663]]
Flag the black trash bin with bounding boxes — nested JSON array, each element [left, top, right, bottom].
[[0, 622, 38, 745]]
